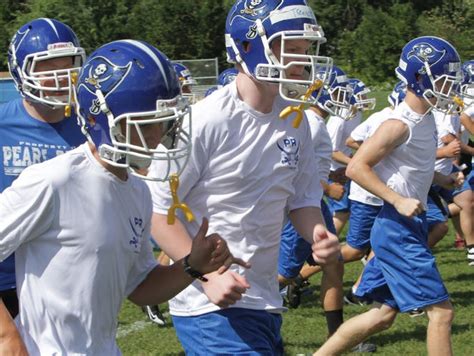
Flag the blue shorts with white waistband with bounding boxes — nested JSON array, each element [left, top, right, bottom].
[[355, 203, 449, 312]]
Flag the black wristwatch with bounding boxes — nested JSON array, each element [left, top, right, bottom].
[[183, 254, 208, 282]]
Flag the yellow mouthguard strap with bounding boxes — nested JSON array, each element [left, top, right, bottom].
[[279, 80, 323, 128], [167, 173, 195, 225], [65, 72, 79, 118], [453, 96, 464, 109]]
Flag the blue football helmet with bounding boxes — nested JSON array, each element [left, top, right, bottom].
[[205, 86, 219, 97], [395, 36, 462, 113], [314, 65, 355, 120], [218, 68, 238, 86], [460, 60, 474, 103], [225, 0, 333, 104], [348, 78, 376, 111], [387, 81, 407, 107], [173, 62, 197, 103], [75, 40, 191, 181], [8, 18, 85, 108], [173, 62, 197, 87]]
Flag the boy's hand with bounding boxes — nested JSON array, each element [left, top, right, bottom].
[[188, 218, 251, 275]]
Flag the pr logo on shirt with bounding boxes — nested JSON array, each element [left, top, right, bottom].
[[277, 136, 299, 169], [128, 217, 144, 253]]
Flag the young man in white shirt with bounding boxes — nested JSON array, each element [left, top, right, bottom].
[[148, 1, 341, 354], [314, 36, 464, 356], [0, 40, 245, 355], [0, 18, 87, 355]]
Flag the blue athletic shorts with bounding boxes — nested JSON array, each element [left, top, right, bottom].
[[467, 169, 474, 190], [355, 204, 449, 312], [426, 194, 448, 229], [345, 200, 381, 251], [172, 308, 283, 355], [278, 200, 335, 279], [326, 179, 351, 213]]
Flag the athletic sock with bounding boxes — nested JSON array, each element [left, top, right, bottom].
[[325, 309, 343, 336]]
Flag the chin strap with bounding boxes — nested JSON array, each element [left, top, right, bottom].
[[167, 173, 195, 225], [279, 80, 323, 128]]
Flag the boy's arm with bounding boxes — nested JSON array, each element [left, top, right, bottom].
[[0, 300, 27, 355], [346, 119, 423, 217], [289, 207, 340, 265], [129, 218, 250, 306]]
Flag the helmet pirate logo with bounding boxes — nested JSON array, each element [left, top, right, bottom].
[[79, 56, 131, 114], [241, 0, 265, 16], [407, 43, 446, 74]]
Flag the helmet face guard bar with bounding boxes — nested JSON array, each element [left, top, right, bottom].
[[18, 45, 85, 106]]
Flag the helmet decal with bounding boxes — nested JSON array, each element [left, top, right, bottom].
[[407, 43, 446, 74], [80, 57, 132, 114]]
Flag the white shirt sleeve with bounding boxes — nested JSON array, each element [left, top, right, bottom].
[[125, 226, 158, 296], [0, 166, 55, 262], [350, 120, 371, 142], [326, 116, 345, 151], [288, 120, 322, 210]]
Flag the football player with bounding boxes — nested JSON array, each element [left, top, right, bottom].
[[147, 1, 340, 354], [0, 40, 245, 354], [315, 36, 464, 356], [0, 18, 86, 354]]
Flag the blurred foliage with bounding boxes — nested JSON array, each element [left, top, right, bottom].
[[0, 0, 472, 85]]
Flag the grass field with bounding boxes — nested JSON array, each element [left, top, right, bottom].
[[117, 222, 473, 355], [116, 91, 473, 355]]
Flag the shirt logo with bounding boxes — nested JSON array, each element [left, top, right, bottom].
[[277, 136, 299, 168], [128, 217, 144, 253]]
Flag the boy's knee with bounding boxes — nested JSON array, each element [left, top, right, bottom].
[[368, 307, 397, 332], [427, 303, 454, 326]]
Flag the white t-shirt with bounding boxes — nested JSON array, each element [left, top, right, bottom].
[[0, 143, 156, 355], [148, 82, 322, 316], [348, 107, 394, 206], [326, 112, 361, 170], [374, 102, 437, 209], [461, 105, 474, 144], [305, 109, 332, 182], [433, 109, 461, 175]]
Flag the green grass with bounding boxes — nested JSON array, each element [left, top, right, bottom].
[[117, 221, 473, 355]]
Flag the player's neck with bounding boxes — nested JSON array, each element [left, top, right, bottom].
[[22, 99, 66, 123], [403, 91, 431, 115], [88, 142, 129, 181], [235, 73, 278, 114]]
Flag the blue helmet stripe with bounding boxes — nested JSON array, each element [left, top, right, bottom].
[[120, 39, 170, 91]]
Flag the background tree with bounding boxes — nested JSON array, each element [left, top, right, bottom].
[[0, 0, 472, 85]]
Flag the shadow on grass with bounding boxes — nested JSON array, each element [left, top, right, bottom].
[[449, 289, 474, 307]]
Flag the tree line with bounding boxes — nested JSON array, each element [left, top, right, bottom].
[[0, 0, 472, 86]]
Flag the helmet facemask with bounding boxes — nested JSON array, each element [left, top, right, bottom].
[[254, 25, 333, 105], [77, 88, 191, 182], [14, 43, 85, 108], [421, 61, 463, 114], [354, 88, 376, 111]]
